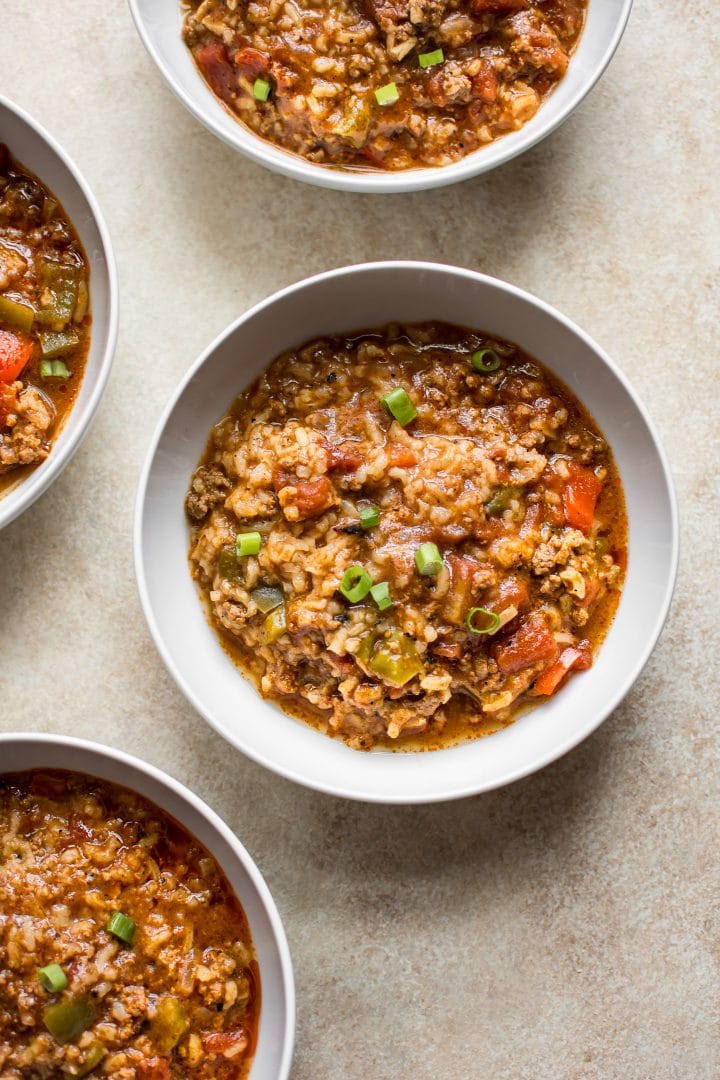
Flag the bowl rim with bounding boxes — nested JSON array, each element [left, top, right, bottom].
[[0, 94, 119, 531], [0, 730, 297, 1079], [134, 260, 679, 804], [127, 0, 634, 193]]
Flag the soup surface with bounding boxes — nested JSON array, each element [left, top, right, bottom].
[[182, 0, 587, 170], [187, 322, 626, 751], [0, 145, 90, 495], [0, 770, 259, 1079]]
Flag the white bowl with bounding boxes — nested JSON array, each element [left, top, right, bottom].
[[135, 261, 678, 804], [128, 0, 632, 193], [0, 96, 118, 530], [0, 732, 295, 1080]]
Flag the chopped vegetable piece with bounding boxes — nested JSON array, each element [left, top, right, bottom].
[[106, 911, 136, 945], [381, 387, 417, 426], [359, 504, 380, 529], [562, 463, 602, 534], [364, 630, 423, 687], [493, 615, 557, 674], [466, 607, 501, 635], [263, 603, 287, 643], [419, 48, 444, 68], [236, 531, 262, 556], [152, 996, 190, 1053], [531, 640, 592, 696], [375, 82, 399, 106], [471, 347, 502, 373], [73, 278, 89, 323], [253, 78, 271, 101], [385, 445, 418, 469], [65, 1042, 107, 1078], [38, 963, 68, 993], [218, 548, 243, 583], [40, 359, 70, 379], [0, 293, 35, 333], [340, 565, 372, 603], [36, 261, 81, 330], [485, 485, 521, 517], [136, 1058, 171, 1080], [0, 328, 33, 383], [40, 329, 80, 358], [43, 997, 95, 1045], [252, 585, 284, 613], [370, 581, 392, 611], [414, 541, 443, 576]]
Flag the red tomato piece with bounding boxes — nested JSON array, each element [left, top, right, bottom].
[[0, 329, 33, 383], [562, 463, 602, 534], [195, 42, 237, 103], [493, 614, 557, 674], [531, 640, 592, 696]]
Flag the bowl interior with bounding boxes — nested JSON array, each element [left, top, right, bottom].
[[129, 0, 633, 192], [136, 263, 677, 803], [0, 735, 294, 1080], [0, 99, 116, 528]]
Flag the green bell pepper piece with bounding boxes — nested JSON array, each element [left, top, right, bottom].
[[36, 261, 81, 330], [43, 997, 95, 1045], [485, 486, 522, 517], [39, 329, 80, 359], [361, 630, 424, 688], [0, 293, 35, 333], [152, 996, 190, 1053]]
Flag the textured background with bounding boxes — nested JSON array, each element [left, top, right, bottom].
[[1, 2, 718, 1077]]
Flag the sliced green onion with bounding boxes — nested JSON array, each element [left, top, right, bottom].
[[340, 565, 372, 603], [370, 582, 392, 611], [106, 911, 136, 946], [471, 348, 502, 373], [44, 997, 95, 1045], [38, 964, 68, 993], [414, 542, 443, 577], [419, 48, 444, 68], [381, 387, 417, 426], [375, 82, 399, 106], [253, 78, 271, 101], [252, 585, 284, 613], [236, 531, 262, 557], [40, 359, 70, 379], [359, 504, 380, 529], [466, 607, 501, 635]]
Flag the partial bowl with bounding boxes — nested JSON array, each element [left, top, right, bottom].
[[127, 0, 633, 193], [0, 732, 295, 1079], [0, 96, 118, 531], [135, 261, 678, 804]]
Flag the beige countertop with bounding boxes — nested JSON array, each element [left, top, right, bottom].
[[1, 2, 718, 1077]]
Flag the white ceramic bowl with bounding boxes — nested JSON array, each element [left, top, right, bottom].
[[0, 96, 118, 530], [128, 0, 633, 193], [0, 732, 295, 1079], [135, 261, 678, 804]]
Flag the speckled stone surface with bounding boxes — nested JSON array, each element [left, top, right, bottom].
[[1, 2, 718, 1077]]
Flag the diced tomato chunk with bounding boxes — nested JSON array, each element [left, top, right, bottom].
[[326, 441, 362, 472], [385, 445, 418, 470], [492, 573, 530, 614], [233, 46, 271, 78], [531, 639, 592, 696], [195, 42, 237, 103], [562, 463, 602, 534], [278, 475, 334, 521], [493, 614, 557, 674], [472, 59, 498, 103], [0, 329, 33, 383]]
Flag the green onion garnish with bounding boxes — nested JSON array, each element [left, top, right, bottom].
[[375, 82, 399, 107], [38, 964, 68, 993], [466, 607, 501, 635], [236, 532, 262, 557], [381, 388, 417, 426], [359, 505, 380, 529], [253, 78, 271, 101], [419, 48, 444, 69], [251, 586, 284, 613], [340, 565, 372, 603], [40, 360, 70, 379], [414, 542, 443, 577], [471, 348, 502, 373], [106, 911, 136, 946], [370, 582, 392, 611]]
